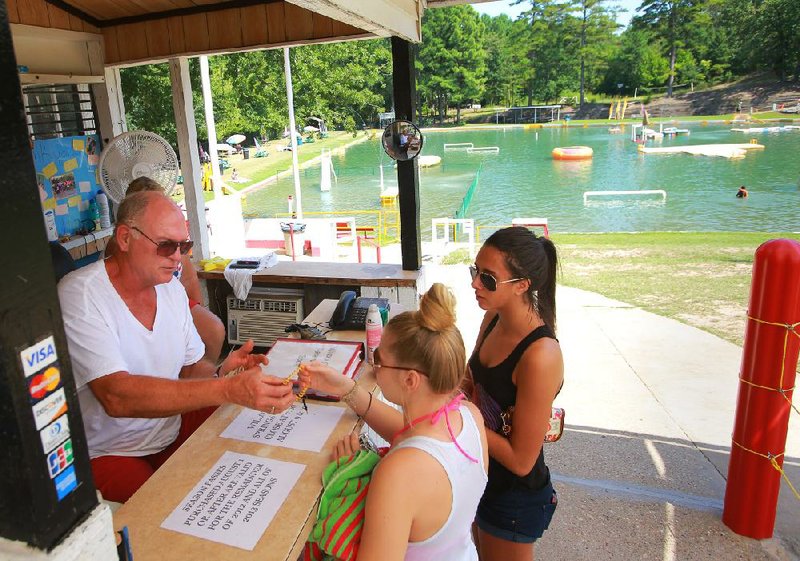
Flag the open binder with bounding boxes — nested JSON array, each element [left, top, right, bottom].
[[261, 338, 364, 400]]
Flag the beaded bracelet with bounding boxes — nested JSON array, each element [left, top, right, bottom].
[[282, 366, 308, 412]]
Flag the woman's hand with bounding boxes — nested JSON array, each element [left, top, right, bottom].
[[331, 432, 361, 462], [299, 361, 353, 397], [220, 339, 268, 375]]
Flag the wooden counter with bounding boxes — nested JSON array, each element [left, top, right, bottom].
[[199, 260, 422, 336], [198, 260, 420, 288], [112, 300, 401, 560]]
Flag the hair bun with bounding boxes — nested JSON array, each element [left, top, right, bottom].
[[417, 283, 457, 332]]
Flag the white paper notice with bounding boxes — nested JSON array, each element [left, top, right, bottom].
[[161, 452, 304, 550], [220, 403, 345, 452]]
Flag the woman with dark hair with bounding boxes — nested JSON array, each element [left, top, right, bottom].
[[467, 226, 564, 561]]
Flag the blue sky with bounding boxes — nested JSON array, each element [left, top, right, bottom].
[[471, 0, 641, 28]]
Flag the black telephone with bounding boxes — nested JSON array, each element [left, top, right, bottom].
[[329, 290, 389, 330]]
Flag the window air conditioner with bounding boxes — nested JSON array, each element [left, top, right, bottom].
[[226, 288, 304, 347]]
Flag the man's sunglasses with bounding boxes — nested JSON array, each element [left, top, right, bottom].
[[131, 226, 194, 257], [469, 265, 524, 292]]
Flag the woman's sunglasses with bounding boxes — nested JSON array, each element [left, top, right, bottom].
[[469, 265, 524, 292], [131, 226, 194, 257]]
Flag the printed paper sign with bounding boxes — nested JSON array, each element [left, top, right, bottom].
[[161, 452, 305, 550], [20, 336, 58, 378], [33, 388, 67, 430], [40, 414, 70, 453], [28, 364, 61, 401], [220, 403, 345, 452], [55, 465, 77, 501]]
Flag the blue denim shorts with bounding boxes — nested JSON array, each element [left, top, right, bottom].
[[475, 481, 557, 543]]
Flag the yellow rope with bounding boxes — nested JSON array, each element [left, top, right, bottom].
[[732, 316, 800, 501], [743, 316, 800, 414], [731, 439, 800, 500]]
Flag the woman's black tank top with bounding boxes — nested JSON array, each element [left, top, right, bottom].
[[468, 315, 556, 494]]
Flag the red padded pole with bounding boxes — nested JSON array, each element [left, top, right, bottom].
[[723, 238, 800, 538]]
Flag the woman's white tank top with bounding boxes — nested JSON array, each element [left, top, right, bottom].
[[390, 404, 488, 561]]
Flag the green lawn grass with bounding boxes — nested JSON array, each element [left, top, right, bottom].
[[550, 232, 800, 346], [202, 131, 376, 202]]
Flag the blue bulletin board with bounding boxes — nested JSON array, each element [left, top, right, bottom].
[[32, 135, 104, 238]]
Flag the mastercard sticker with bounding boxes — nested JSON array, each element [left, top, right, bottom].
[[28, 365, 62, 402]]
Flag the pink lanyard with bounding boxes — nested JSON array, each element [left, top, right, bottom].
[[391, 393, 478, 463]]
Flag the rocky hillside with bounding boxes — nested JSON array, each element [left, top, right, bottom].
[[564, 75, 799, 120]]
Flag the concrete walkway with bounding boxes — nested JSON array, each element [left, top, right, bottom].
[[420, 262, 800, 561]]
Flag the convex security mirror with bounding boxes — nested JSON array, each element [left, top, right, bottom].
[[382, 120, 423, 161]]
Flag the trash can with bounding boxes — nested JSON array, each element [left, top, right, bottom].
[[242, 148, 250, 160], [280, 222, 307, 256]]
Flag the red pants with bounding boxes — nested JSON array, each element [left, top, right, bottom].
[[91, 406, 216, 503]]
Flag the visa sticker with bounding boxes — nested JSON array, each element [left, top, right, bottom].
[[20, 336, 58, 378], [55, 465, 77, 501], [29, 365, 62, 401], [40, 414, 70, 453], [33, 388, 67, 430]]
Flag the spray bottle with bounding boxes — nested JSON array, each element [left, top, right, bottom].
[[365, 304, 383, 366]]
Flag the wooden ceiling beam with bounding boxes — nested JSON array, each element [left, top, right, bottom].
[[45, 0, 284, 28]]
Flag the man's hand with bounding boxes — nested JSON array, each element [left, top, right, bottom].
[[222, 366, 296, 413], [220, 339, 268, 375]]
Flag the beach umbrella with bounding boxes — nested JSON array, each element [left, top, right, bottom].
[[303, 125, 319, 133], [226, 134, 246, 145]]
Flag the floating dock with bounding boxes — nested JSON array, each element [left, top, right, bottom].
[[466, 146, 500, 155], [638, 143, 764, 159], [443, 142, 474, 150], [584, 190, 667, 204]]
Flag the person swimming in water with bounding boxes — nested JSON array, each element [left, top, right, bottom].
[[736, 185, 748, 198]]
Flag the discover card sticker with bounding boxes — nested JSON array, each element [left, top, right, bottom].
[[33, 388, 68, 430], [161, 452, 305, 550]]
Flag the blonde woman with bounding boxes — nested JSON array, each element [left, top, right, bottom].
[[301, 283, 488, 561]]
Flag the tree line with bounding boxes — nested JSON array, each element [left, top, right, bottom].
[[121, 0, 798, 144]]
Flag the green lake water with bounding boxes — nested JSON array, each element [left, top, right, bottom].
[[241, 124, 800, 234]]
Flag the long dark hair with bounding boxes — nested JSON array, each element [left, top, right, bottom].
[[484, 226, 558, 332]]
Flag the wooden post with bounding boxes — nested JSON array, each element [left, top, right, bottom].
[[391, 37, 421, 271], [89, 40, 127, 145], [170, 57, 210, 260], [0, 6, 104, 552], [200, 55, 222, 199]]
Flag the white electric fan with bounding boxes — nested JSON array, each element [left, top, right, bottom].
[[98, 130, 180, 203]]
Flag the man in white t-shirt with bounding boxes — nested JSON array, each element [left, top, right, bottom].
[[58, 191, 296, 503]]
